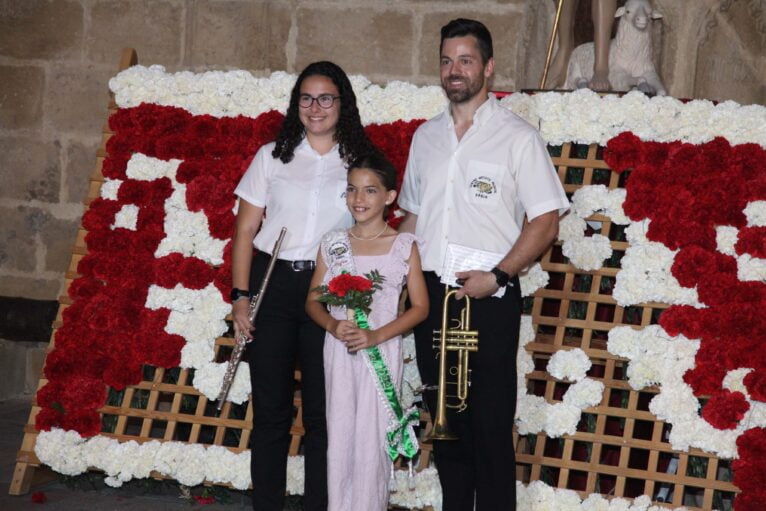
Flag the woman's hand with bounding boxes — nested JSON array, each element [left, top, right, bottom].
[[232, 299, 254, 342], [343, 327, 381, 353]]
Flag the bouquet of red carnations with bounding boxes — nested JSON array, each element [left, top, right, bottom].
[[313, 270, 384, 315]]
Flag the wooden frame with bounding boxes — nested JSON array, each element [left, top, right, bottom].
[[11, 49, 738, 510]]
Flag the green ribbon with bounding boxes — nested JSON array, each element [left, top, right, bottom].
[[353, 307, 419, 461]]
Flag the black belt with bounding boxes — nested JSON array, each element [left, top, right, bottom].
[[256, 251, 315, 272]]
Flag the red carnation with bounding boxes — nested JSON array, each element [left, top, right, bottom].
[[735, 227, 766, 258], [34, 407, 63, 432], [36, 383, 63, 409], [179, 257, 215, 289], [603, 132, 642, 173], [101, 156, 129, 179], [60, 409, 103, 438], [744, 371, 766, 402], [701, 390, 749, 430], [327, 274, 373, 297], [60, 376, 107, 411], [67, 277, 104, 300]]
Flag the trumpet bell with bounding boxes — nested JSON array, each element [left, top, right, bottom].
[[426, 421, 458, 441]]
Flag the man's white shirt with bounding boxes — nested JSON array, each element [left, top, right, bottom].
[[398, 94, 570, 274]]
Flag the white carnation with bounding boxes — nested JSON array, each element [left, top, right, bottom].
[[558, 213, 587, 242], [519, 315, 535, 347], [582, 493, 610, 511], [744, 200, 766, 226], [563, 378, 604, 409], [737, 253, 766, 281], [35, 429, 89, 476], [100, 178, 122, 200], [572, 185, 610, 218], [111, 204, 139, 230], [286, 456, 305, 495], [545, 403, 582, 438], [515, 394, 549, 434], [519, 263, 549, 297], [715, 225, 739, 256], [562, 235, 613, 271], [126, 153, 181, 181], [547, 348, 592, 382]]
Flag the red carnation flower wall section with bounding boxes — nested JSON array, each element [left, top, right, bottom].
[[36, 103, 422, 437], [605, 132, 766, 510]]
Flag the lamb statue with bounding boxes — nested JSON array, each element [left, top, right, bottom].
[[564, 0, 667, 95]]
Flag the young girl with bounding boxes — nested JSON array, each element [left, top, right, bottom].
[[306, 152, 429, 511]]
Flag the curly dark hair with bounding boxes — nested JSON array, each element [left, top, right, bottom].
[[272, 61, 373, 165]]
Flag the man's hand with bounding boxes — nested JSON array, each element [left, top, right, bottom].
[[455, 270, 499, 299]]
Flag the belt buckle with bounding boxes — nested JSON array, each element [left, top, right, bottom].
[[291, 260, 315, 272]]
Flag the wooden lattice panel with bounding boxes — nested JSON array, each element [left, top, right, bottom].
[[513, 142, 739, 510], [11, 49, 738, 510]]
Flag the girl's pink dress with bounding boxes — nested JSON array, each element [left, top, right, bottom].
[[321, 232, 418, 511]]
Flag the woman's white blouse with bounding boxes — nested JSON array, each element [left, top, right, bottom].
[[234, 138, 353, 261]]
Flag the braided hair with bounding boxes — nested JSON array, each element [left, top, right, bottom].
[[272, 61, 373, 165]]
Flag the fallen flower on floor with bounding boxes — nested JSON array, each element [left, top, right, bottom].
[[193, 494, 216, 505]]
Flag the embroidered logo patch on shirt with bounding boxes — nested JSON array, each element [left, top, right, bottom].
[[469, 176, 497, 199]]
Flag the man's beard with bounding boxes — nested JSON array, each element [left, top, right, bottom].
[[441, 74, 485, 103]]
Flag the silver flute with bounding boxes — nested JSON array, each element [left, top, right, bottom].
[[216, 227, 287, 411]]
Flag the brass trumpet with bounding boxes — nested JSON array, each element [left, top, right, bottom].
[[427, 287, 479, 441]]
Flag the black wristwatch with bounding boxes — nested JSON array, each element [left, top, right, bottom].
[[230, 288, 251, 302], [490, 267, 510, 288]]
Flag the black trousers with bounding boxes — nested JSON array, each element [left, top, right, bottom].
[[414, 271, 521, 511], [246, 253, 327, 511]]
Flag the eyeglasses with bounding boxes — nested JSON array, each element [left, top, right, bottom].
[[298, 94, 340, 109]]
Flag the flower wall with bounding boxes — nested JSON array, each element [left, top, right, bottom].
[[32, 65, 766, 510]]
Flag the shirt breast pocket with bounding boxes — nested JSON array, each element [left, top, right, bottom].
[[465, 160, 505, 209]]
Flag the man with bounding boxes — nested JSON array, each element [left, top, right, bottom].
[[398, 18, 569, 511]]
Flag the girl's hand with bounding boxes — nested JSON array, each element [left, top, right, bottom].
[[344, 327, 381, 353], [232, 299, 254, 342], [330, 320, 356, 340]]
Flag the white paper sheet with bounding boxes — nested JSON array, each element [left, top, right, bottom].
[[440, 242, 508, 298]]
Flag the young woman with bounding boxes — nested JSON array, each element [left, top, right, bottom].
[[231, 61, 374, 511], [306, 152, 429, 511]]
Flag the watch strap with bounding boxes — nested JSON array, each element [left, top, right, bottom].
[[230, 288, 251, 301], [490, 267, 510, 287]]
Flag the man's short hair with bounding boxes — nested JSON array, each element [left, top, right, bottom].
[[440, 18, 493, 64]]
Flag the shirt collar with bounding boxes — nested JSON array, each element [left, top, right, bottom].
[[296, 136, 340, 158], [442, 93, 498, 130]]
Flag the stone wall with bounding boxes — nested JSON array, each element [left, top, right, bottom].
[[1, 0, 764, 305]]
